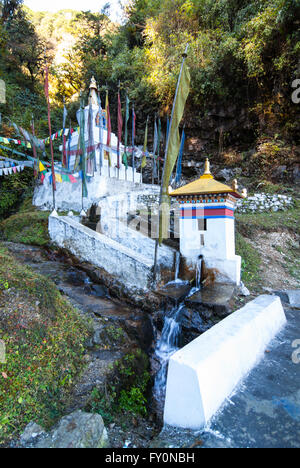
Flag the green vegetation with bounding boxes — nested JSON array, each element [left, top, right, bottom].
[[1, 0, 299, 161], [236, 198, 300, 237], [0, 170, 34, 220], [0, 199, 50, 246], [0, 244, 91, 443], [87, 348, 150, 424], [235, 231, 262, 288]]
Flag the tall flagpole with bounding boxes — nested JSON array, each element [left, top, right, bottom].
[[153, 44, 189, 281]]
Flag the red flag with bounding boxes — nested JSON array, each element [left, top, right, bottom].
[[117, 91, 122, 169], [44, 66, 56, 191]]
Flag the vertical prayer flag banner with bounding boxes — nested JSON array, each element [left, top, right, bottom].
[[159, 56, 190, 244], [44, 66, 56, 192], [157, 117, 161, 182], [175, 129, 185, 185], [153, 118, 158, 181], [141, 117, 149, 169], [62, 102, 68, 167], [132, 104, 136, 176], [87, 102, 96, 175], [117, 91, 123, 170], [104, 91, 112, 165], [123, 93, 130, 169], [79, 101, 88, 198], [98, 92, 103, 172]]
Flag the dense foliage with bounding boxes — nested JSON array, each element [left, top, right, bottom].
[[0, 0, 299, 217]]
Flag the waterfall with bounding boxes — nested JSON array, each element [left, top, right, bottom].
[[174, 251, 180, 282], [196, 257, 202, 290], [154, 303, 185, 407]]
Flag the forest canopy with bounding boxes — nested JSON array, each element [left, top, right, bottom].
[[0, 0, 299, 149]]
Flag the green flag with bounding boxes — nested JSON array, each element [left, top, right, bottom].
[[159, 59, 190, 244]]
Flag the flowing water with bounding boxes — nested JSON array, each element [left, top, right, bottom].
[[196, 257, 202, 290], [174, 251, 180, 282], [153, 302, 185, 413]]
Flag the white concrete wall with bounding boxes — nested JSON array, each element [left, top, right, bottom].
[[49, 213, 157, 291], [179, 201, 240, 284], [97, 190, 175, 269], [179, 204, 236, 261], [34, 173, 157, 213], [164, 295, 286, 429]]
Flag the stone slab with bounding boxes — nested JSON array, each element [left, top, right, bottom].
[[164, 295, 286, 429]]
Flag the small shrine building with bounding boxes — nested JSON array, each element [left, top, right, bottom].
[[170, 159, 247, 285]]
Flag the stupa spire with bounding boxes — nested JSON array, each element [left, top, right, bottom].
[[89, 76, 98, 106]]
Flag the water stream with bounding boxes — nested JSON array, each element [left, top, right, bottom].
[[153, 256, 204, 412], [153, 302, 185, 412], [174, 251, 180, 282]]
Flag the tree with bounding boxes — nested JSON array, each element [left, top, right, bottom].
[[0, 0, 22, 22], [5, 7, 46, 84]]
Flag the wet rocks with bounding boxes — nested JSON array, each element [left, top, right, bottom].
[[273, 290, 300, 309], [185, 283, 235, 318]]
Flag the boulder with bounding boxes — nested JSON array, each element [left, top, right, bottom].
[[19, 422, 46, 447], [19, 411, 109, 448]]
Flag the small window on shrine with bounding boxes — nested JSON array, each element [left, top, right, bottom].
[[200, 234, 205, 246], [198, 219, 207, 231]]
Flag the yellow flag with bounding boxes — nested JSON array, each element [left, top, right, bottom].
[[39, 162, 46, 172], [159, 60, 190, 244]]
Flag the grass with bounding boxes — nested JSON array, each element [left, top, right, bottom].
[[0, 244, 91, 444], [236, 191, 300, 289], [235, 231, 262, 289], [0, 197, 50, 247], [236, 198, 300, 237]]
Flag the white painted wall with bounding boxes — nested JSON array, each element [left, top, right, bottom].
[[179, 202, 236, 260], [178, 201, 240, 284], [97, 190, 175, 269], [49, 213, 157, 290], [164, 295, 286, 429]]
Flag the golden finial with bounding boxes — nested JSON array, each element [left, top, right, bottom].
[[204, 158, 211, 175], [89, 76, 98, 91], [200, 158, 213, 180], [232, 179, 238, 191], [241, 188, 247, 198]]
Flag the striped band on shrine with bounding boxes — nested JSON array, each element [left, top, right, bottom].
[[180, 206, 235, 219]]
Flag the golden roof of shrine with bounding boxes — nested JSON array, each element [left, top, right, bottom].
[[170, 159, 245, 199]]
